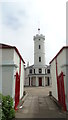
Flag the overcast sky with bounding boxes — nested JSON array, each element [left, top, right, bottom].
[[0, 0, 67, 66]]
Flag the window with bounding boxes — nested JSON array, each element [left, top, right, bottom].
[[47, 69, 50, 73], [45, 69, 46, 74], [39, 68, 42, 73], [34, 69, 35, 74], [39, 45, 41, 49], [29, 69, 32, 74], [39, 57, 41, 62], [39, 39, 40, 40]]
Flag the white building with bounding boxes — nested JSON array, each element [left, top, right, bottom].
[[0, 44, 25, 110], [25, 29, 51, 87], [50, 46, 68, 111]]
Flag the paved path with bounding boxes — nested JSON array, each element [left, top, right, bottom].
[[15, 87, 67, 118]]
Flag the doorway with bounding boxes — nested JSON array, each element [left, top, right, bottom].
[[39, 77, 42, 86], [48, 77, 49, 86]]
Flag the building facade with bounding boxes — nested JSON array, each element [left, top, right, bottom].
[[0, 44, 25, 109], [25, 29, 51, 87], [50, 46, 68, 111]]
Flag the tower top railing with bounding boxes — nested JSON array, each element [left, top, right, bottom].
[[33, 34, 45, 40]]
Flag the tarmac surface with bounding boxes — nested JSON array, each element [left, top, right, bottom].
[[15, 87, 67, 119]]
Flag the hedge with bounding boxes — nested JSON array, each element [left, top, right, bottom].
[[0, 94, 15, 120]]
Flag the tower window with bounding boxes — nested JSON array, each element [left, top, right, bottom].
[[39, 57, 41, 62], [45, 69, 46, 74], [47, 69, 50, 73], [39, 45, 41, 49], [34, 69, 35, 74], [39, 68, 42, 73], [29, 69, 32, 74]]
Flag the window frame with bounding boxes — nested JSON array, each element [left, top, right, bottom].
[[39, 57, 41, 62], [34, 69, 35, 74], [29, 69, 32, 74], [39, 45, 41, 49], [39, 68, 42, 73], [47, 69, 50, 74]]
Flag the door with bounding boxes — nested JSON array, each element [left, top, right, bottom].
[[39, 77, 42, 86], [55, 58, 66, 111], [15, 58, 21, 110], [15, 72, 20, 110], [58, 72, 66, 111], [48, 77, 49, 86], [29, 77, 30, 86]]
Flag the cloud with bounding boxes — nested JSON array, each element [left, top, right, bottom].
[[2, 2, 28, 30], [0, 0, 66, 65]]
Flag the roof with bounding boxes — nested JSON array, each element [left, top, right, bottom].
[[0, 43, 25, 63], [25, 64, 50, 69], [49, 46, 68, 64], [25, 64, 34, 69]]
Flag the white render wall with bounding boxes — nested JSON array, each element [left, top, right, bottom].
[[24, 65, 51, 87], [2, 49, 14, 64], [34, 34, 45, 67], [50, 49, 66, 100], [32, 77, 36, 86], [20, 60, 24, 99], [25, 78, 29, 86], [2, 48, 24, 101], [25, 66, 49, 76], [2, 66, 13, 97], [2, 49, 14, 97], [50, 60, 58, 100], [24, 68, 29, 86], [24, 31, 51, 87], [0, 48, 2, 94], [13, 49, 24, 99]]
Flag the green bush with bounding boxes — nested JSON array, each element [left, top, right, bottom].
[[0, 94, 15, 120]]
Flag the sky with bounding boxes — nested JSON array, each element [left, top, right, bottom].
[[0, 0, 67, 66]]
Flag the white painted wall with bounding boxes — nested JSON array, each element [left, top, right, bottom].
[[13, 49, 24, 99], [24, 65, 51, 87], [14, 49, 19, 72], [42, 77, 44, 86], [20, 60, 24, 99], [2, 49, 14, 97], [24, 67, 30, 86], [33, 67, 46, 74], [50, 60, 58, 100], [2, 49, 14, 64], [2, 48, 24, 102], [50, 48, 67, 101], [2, 66, 13, 97], [25, 78, 29, 86], [32, 77, 36, 86], [0, 48, 2, 94], [34, 34, 45, 67]]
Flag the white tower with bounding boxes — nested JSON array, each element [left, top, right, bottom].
[[33, 28, 45, 67], [25, 28, 51, 87]]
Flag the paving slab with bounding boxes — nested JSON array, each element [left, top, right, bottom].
[[15, 87, 67, 118]]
